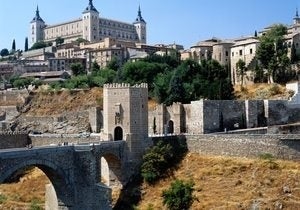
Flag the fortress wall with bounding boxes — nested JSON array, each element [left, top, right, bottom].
[[185, 134, 300, 160], [0, 132, 29, 149]]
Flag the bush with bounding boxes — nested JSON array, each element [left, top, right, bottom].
[[0, 194, 7, 204], [141, 137, 187, 184], [162, 179, 195, 210], [141, 141, 173, 184]]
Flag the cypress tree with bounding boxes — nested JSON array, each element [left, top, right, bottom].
[[12, 39, 16, 52], [24, 37, 28, 52]]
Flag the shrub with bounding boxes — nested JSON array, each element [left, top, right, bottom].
[[141, 137, 187, 184], [162, 179, 195, 210], [141, 141, 173, 183], [29, 198, 43, 210], [0, 194, 7, 204]]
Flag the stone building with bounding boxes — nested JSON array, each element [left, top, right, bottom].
[[149, 83, 300, 135], [29, 0, 147, 47], [48, 57, 86, 72], [230, 37, 259, 85]]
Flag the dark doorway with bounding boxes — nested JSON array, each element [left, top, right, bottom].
[[114, 126, 123, 141], [168, 120, 174, 134]]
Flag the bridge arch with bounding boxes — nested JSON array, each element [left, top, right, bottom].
[[0, 159, 74, 208], [98, 153, 123, 189]]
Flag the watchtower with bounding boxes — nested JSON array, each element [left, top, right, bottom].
[[103, 83, 148, 159]]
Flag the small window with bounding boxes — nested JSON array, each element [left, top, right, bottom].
[[232, 52, 234, 57], [239, 50, 243, 56], [225, 51, 229, 56], [250, 49, 253, 54]]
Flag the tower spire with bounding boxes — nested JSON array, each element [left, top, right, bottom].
[[83, 0, 98, 13], [296, 7, 299, 18], [135, 4, 145, 23], [31, 5, 44, 22]]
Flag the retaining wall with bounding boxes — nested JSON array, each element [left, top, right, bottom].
[[185, 134, 300, 160]]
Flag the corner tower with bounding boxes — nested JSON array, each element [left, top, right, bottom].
[[133, 5, 147, 44], [82, 0, 100, 42], [29, 6, 45, 47]]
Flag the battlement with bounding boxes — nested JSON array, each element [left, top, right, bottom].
[[0, 131, 28, 136], [0, 132, 29, 149], [103, 83, 148, 89]]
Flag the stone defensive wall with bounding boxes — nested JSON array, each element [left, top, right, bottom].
[[103, 83, 148, 89], [184, 134, 300, 160], [0, 132, 29, 149]]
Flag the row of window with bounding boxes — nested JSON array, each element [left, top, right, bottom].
[[100, 20, 135, 30]]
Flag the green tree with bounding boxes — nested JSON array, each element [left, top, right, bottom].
[[91, 61, 100, 74], [256, 24, 289, 83], [30, 41, 48, 50], [70, 63, 85, 76], [291, 43, 298, 63], [141, 141, 173, 183], [25, 37, 29, 52], [55, 37, 64, 46], [236, 59, 246, 88], [107, 57, 120, 71], [162, 179, 195, 210], [12, 39, 16, 52], [0, 48, 9, 57], [75, 38, 89, 45]]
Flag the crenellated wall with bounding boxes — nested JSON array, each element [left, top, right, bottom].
[[149, 99, 300, 135], [0, 132, 29, 149]]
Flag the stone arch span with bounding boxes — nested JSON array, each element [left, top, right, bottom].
[[0, 159, 74, 208], [99, 153, 123, 189]]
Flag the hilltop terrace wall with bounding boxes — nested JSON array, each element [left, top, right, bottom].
[[184, 134, 300, 160], [0, 89, 29, 105], [0, 132, 29, 149]]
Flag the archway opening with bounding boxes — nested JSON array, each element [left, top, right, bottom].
[[168, 120, 174, 134], [99, 154, 123, 205], [0, 163, 72, 209], [114, 126, 123, 141]]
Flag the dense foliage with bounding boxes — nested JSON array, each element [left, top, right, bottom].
[[256, 24, 297, 83], [29, 41, 52, 51], [141, 137, 187, 184], [120, 55, 234, 105], [48, 53, 234, 104], [162, 179, 195, 210]]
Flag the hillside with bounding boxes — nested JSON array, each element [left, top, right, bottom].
[[0, 154, 300, 209]]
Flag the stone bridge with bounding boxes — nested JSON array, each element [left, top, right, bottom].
[[0, 141, 134, 210]]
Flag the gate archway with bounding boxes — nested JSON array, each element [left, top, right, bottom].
[[114, 126, 123, 141]]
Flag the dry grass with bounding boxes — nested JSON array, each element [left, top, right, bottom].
[[137, 153, 300, 210], [0, 168, 50, 209], [1, 154, 300, 209], [234, 83, 290, 100], [26, 88, 103, 116]]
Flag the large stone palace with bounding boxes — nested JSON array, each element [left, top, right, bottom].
[[29, 0, 147, 47]]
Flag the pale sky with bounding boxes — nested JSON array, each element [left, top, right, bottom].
[[0, 0, 299, 50]]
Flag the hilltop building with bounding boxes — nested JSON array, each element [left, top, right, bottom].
[[182, 10, 300, 85], [29, 0, 147, 47]]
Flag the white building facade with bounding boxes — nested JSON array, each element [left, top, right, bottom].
[[29, 0, 147, 47]]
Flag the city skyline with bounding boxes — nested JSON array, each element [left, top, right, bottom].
[[0, 0, 299, 50]]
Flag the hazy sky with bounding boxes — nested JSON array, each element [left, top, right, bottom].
[[0, 0, 299, 50]]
